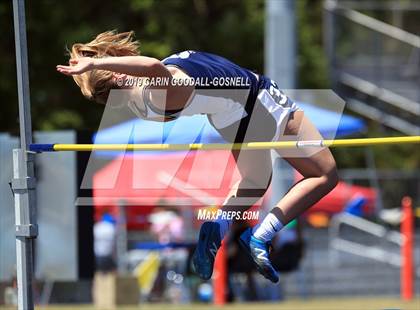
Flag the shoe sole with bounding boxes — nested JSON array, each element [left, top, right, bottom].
[[238, 232, 279, 283], [192, 222, 220, 280]]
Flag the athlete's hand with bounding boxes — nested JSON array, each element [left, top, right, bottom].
[[56, 57, 95, 75]]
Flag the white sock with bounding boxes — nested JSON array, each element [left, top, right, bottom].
[[215, 218, 232, 240], [252, 212, 284, 242]]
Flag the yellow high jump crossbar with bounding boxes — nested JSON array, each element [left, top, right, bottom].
[[30, 135, 420, 152]]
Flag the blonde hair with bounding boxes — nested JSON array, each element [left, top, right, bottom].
[[69, 30, 140, 104]]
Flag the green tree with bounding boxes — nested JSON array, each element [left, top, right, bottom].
[[0, 0, 264, 134]]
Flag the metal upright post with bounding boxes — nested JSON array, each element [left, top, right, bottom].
[[265, 0, 296, 88], [265, 0, 297, 212], [323, 0, 337, 86], [12, 1, 38, 309]]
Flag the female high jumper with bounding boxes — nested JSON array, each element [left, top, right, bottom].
[[57, 30, 338, 283]]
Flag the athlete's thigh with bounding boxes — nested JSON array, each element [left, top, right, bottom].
[[232, 149, 273, 190], [276, 111, 336, 178]]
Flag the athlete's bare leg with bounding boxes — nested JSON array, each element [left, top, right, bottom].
[[272, 110, 338, 224], [221, 149, 272, 214]]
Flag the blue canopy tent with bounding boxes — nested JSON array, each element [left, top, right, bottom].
[[92, 102, 365, 157], [297, 102, 365, 137]]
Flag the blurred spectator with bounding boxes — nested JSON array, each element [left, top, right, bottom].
[[227, 219, 304, 302], [227, 221, 258, 302], [270, 219, 304, 273], [147, 207, 189, 302], [93, 213, 116, 273], [149, 207, 185, 244]]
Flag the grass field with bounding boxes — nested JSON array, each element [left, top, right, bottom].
[[1, 297, 419, 310]]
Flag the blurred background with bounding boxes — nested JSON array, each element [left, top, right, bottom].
[[0, 0, 419, 309]]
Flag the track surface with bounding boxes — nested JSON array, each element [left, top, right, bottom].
[[2, 297, 419, 310]]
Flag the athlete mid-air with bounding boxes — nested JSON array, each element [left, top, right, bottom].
[[57, 30, 338, 283]]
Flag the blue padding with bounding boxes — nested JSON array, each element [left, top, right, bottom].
[[344, 196, 367, 217], [134, 241, 195, 250], [29, 144, 55, 152]]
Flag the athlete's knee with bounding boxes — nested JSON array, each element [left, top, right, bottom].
[[318, 152, 338, 193], [320, 168, 339, 194]]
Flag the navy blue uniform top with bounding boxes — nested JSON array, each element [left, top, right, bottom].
[[162, 50, 272, 107], [137, 50, 297, 143]]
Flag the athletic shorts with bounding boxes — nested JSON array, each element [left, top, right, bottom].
[[212, 78, 299, 144]]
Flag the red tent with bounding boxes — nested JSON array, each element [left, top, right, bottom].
[[296, 171, 376, 217], [93, 151, 376, 229], [93, 151, 242, 229]]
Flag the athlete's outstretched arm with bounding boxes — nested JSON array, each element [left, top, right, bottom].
[[57, 56, 193, 110], [56, 56, 171, 79]]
